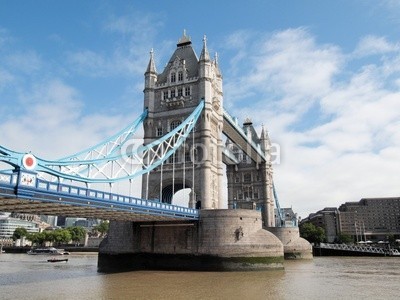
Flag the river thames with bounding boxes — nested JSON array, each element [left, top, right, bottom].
[[0, 253, 399, 299]]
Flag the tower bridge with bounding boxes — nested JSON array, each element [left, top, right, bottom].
[[0, 31, 312, 271]]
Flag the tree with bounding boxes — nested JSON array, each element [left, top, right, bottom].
[[12, 227, 28, 241], [337, 233, 353, 244], [299, 222, 326, 244], [52, 229, 71, 246], [67, 226, 86, 245], [92, 221, 109, 237], [26, 232, 48, 246]]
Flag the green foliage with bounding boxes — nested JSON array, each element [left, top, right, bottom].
[[92, 221, 109, 237], [52, 229, 72, 245], [12, 227, 28, 241], [26, 228, 72, 246], [67, 226, 86, 243], [337, 233, 353, 244], [299, 222, 326, 244]]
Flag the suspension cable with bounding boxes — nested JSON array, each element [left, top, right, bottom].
[[160, 155, 163, 202], [183, 138, 186, 204], [145, 153, 149, 200], [192, 127, 195, 208], [172, 150, 175, 202]]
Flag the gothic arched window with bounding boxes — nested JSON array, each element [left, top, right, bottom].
[[170, 72, 176, 83], [170, 120, 181, 131]]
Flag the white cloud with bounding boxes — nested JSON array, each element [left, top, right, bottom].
[[224, 28, 343, 127], [0, 79, 129, 159], [223, 28, 400, 217], [354, 35, 399, 57]]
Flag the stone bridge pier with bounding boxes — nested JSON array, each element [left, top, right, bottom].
[[98, 209, 284, 272]]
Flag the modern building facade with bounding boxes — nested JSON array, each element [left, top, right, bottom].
[[338, 197, 400, 241], [302, 197, 400, 242], [0, 215, 39, 238], [301, 207, 340, 243]]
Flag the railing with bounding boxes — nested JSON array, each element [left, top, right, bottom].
[[319, 243, 400, 256]]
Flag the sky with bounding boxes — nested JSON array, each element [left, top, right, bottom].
[[1, 0, 400, 218]]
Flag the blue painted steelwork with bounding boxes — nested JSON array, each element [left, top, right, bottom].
[[0, 101, 204, 184], [0, 103, 204, 221], [273, 182, 285, 227], [60, 108, 148, 161], [0, 170, 199, 220]]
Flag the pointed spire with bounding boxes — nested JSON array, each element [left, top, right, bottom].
[[200, 34, 210, 61], [146, 48, 157, 74], [214, 52, 219, 65], [260, 124, 271, 152]]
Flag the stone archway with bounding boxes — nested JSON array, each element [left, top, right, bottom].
[[160, 179, 192, 205]]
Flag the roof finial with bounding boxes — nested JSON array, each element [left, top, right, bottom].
[[200, 34, 210, 61], [177, 29, 192, 46], [146, 48, 156, 73]]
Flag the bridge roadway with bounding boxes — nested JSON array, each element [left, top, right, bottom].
[[0, 170, 198, 222]]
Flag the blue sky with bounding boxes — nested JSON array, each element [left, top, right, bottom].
[[1, 0, 400, 217]]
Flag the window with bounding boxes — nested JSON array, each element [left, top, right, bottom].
[[156, 127, 163, 137], [185, 86, 191, 96], [185, 151, 191, 162], [235, 175, 240, 183], [243, 173, 251, 183], [170, 72, 176, 83], [178, 88, 183, 97], [171, 89, 176, 98], [178, 72, 183, 81], [170, 120, 181, 131]]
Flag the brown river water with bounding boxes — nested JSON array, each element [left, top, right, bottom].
[[0, 253, 399, 300]]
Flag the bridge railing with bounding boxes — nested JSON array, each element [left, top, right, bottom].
[[319, 242, 400, 256], [0, 170, 199, 219]]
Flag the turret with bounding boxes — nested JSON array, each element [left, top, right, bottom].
[[260, 125, 271, 157], [144, 49, 157, 111]]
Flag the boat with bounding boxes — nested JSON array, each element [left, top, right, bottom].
[[47, 258, 69, 263], [27, 247, 70, 255]]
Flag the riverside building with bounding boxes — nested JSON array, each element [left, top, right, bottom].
[[302, 197, 400, 242]]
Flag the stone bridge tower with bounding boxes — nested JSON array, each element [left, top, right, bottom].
[[142, 31, 224, 209], [225, 120, 275, 227]]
